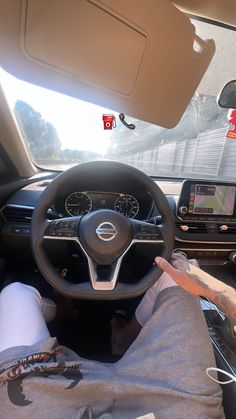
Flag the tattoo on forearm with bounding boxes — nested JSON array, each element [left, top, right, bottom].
[[186, 266, 236, 325], [186, 270, 211, 292], [174, 259, 236, 324], [214, 290, 236, 325]]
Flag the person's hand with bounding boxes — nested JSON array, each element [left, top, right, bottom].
[[170, 252, 199, 270], [155, 254, 236, 328], [155, 253, 214, 298]]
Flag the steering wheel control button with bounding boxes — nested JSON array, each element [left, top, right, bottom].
[[96, 222, 117, 241], [133, 222, 162, 241], [45, 218, 80, 238]]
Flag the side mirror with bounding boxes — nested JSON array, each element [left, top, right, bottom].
[[218, 80, 236, 109]]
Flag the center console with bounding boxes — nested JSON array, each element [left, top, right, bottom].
[[177, 180, 236, 222], [175, 180, 236, 262], [201, 300, 236, 419]]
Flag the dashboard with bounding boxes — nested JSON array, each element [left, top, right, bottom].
[[2, 175, 236, 266]]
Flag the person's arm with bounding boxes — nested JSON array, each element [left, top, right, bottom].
[[155, 255, 236, 331]]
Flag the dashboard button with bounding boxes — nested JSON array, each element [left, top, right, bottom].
[[207, 224, 217, 233], [11, 226, 30, 235], [179, 206, 188, 215], [219, 224, 228, 232], [180, 225, 189, 231]]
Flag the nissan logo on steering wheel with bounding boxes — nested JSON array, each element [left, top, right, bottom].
[[96, 222, 117, 241]]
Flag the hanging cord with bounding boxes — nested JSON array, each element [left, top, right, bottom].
[[206, 367, 236, 385]]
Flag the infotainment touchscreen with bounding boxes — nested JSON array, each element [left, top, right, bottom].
[[189, 184, 236, 216]]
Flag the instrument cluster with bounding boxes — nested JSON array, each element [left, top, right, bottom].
[[64, 191, 140, 218]]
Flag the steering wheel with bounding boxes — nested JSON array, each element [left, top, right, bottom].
[[31, 161, 175, 300]]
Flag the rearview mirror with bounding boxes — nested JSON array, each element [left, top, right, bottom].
[[218, 80, 236, 109]]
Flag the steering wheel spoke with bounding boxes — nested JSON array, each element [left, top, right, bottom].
[[87, 257, 122, 291], [132, 219, 164, 243], [44, 217, 82, 240]]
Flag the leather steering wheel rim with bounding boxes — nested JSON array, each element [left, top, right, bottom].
[[31, 161, 175, 300]]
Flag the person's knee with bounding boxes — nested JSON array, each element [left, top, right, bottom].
[[149, 272, 178, 301], [158, 272, 178, 289], [0, 282, 38, 302]]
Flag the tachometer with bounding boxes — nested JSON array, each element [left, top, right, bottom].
[[65, 192, 92, 216], [114, 194, 139, 218]]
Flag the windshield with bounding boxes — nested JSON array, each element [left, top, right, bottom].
[[1, 19, 236, 180]]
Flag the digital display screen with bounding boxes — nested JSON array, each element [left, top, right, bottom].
[[189, 184, 236, 216]]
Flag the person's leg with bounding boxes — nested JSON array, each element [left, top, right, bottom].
[[111, 272, 177, 354], [114, 283, 224, 418], [0, 282, 53, 353], [135, 271, 177, 327]]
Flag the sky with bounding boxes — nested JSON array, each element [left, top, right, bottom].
[[0, 67, 119, 154]]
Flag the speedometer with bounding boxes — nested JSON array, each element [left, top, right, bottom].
[[65, 192, 92, 216], [114, 194, 139, 218]]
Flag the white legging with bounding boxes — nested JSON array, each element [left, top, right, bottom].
[[0, 282, 50, 353]]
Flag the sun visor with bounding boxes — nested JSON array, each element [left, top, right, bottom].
[[0, 0, 215, 128]]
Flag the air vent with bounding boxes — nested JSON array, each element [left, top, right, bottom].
[[218, 224, 236, 234], [176, 222, 207, 234], [2, 205, 34, 223]]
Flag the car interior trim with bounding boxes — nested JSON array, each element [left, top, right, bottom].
[[85, 239, 163, 291], [175, 247, 236, 252], [0, 85, 37, 177], [211, 339, 236, 377], [175, 236, 236, 244]]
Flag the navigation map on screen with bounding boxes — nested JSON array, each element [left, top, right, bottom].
[[189, 184, 236, 215]]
